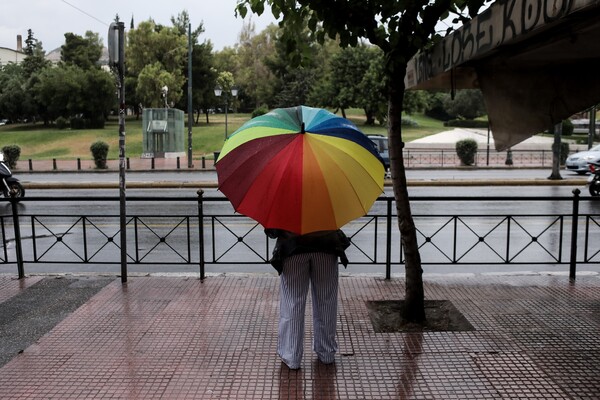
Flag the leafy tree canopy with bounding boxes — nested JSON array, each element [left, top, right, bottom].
[[126, 19, 187, 107], [61, 31, 103, 70], [236, 0, 491, 323]]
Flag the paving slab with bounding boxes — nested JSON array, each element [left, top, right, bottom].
[[0, 273, 598, 399]]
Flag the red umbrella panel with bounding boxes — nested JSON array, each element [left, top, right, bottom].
[[216, 106, 385, 235]]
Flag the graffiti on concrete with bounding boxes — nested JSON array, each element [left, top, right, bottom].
[[409, 0, 575, 86]]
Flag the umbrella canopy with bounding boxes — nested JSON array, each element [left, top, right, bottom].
[[216, 105, 385, 235]]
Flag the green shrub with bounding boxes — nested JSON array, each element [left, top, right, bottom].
[[70, 117, 86, 130], [90, 141, 109, 169], [401, 117, 419, 127], [55, 116, 69, 129], [251, 105, 269, 118], [445, 119, 489, 128], [1, 145, 21, 169], [561, 119, 574, 136], [455, 138, 478, 166]]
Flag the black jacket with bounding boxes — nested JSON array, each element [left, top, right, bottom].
[[265, 229, 350, 274]]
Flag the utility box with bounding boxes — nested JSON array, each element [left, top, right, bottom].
[[142, 108, 185, 158]]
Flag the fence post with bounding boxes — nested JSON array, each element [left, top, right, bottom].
[[52, 158, 57, 170], [569, 189, 580, 281], [385, 198, 392, 280], [177, 156, 180, 169], [126, 157, 130, 170], [28, 159, 33, 171], [197, 190, 205, 281], [77, 158, 81, 170], [151, 157, 155, 170], [10, 198, 24, 279], [201, 156, 206, 169]]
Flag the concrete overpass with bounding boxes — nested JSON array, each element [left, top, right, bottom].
[[405, 0, 600, 150]]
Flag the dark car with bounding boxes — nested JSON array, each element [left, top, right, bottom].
[[367, 135, 390, 171]]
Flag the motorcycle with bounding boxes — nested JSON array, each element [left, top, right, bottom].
[[587, 161, 600, 197], [0, 152, 24, 199]]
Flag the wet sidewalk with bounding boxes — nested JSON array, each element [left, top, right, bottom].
[[0, 273, 598, 399]]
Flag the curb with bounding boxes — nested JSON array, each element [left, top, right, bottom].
[[21, 178, 587, 189]]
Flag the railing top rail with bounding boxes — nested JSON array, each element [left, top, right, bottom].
[[0, 195, 586, 203]]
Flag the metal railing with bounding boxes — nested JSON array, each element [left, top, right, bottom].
[[1, 191, 599, 281], [403, 148, 556, 167], [16, 148, 578, 171]]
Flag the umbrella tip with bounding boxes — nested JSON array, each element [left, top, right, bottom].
[[301, 122, 305, 134]]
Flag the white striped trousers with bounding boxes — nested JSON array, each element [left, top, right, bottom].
[[278, 252, 339, 369]]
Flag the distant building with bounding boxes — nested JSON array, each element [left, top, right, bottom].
[[46, 46, 110, 71], [1, 34, 110, 70], [0, 35, 26, 66]]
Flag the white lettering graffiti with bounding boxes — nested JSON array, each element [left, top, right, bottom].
[[413, 0, 574, 84]]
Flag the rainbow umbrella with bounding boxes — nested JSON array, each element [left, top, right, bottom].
[[215, 105, 385, 235]]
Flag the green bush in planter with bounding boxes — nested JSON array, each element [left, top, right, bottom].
[[90, 141, 109, 169], [1, 145, 21, 169], [455, 138, 478, 166]]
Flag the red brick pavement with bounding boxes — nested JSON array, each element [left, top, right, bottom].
[[0, 273, 598, 399]]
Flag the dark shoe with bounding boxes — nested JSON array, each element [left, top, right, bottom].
[[281, 361, 300, 370]]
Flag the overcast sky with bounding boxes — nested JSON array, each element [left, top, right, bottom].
[[0, 0, 277, 52]]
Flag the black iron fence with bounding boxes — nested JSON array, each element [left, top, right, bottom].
[[403, 148, 556, 167], [16, 148, 577, 171], [1, 191, 599, 281]]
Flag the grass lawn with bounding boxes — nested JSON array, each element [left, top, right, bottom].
[[0, 110, 446, 161]]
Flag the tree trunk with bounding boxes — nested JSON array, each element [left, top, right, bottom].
[[549, 122, 563, 180], [364, 108, 375, 125], [388, 70, 426, 323]]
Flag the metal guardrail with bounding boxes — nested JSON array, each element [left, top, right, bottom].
[[1, 191, 599, 281]]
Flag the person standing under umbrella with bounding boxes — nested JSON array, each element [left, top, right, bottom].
[[266, 228, 351, 370], [215, 106, 384, 368]]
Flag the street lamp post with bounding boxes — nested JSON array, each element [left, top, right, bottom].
[[214, 86, 238, 140]]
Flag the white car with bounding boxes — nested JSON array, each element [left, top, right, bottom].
[[565, 144, 600, 174], [0, 119, 7, 126]]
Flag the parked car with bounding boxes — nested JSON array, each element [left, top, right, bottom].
[[367, 134, 390, 171], [0, 119, 8, 126], [565, 144, 600, 174]]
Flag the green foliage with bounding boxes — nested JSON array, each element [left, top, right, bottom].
[[252, 105, 269, 118], [232, 23, 278, 111], [425, 92, 452, 121], [562, 119, 574, 136], [455, 138, 478, 166], [61, 31, 103, 69], [71, 117, 86, 130], [443, 89, 487, 120], [126, 20, 187, 108], [21, 29, 51, 78], [403, 91, 430, 115], [90, 141, 109, 169], [0, 65, 37, 122], [325, 45, 388, 125], [401, 117, 419, 127], [1, 145, 21, 169], [445, 119, 489, 128], [55, 116, 69, 129], [32, 65, 114, 124]]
